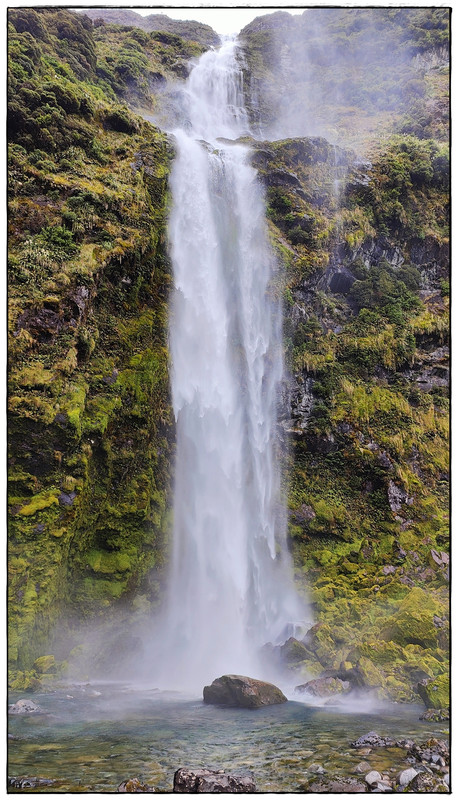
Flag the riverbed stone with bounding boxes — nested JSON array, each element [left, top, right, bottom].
[[173, 768, 256, 793], [396, 768, 418, 787], [354, 761, 371, 774], [306, 777, 366, 793], [8, 777, 54, 789], [117, 777, 156, 792], [203, 675, 287, 708], [365, 770, 382, 787]]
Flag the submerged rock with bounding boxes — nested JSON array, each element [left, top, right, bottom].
[[8, 699, 42, 714], [203, 675, 287, 709], [305, 777, 366, 793], [8, 777, 54, 789], [117, 777, 156, 792], [173, 768, 256, 793]]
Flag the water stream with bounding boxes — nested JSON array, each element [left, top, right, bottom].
[[150, 38, 309, 690]]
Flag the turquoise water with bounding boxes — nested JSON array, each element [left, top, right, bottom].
[[8, 684, 448, 792]]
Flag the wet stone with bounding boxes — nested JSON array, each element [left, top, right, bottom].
[[117, 777, 156, 792], [396, 768, 418, 787], [365, 770, 382, 786], [173, 768, 256, 793], [8, 777, 54, 789], [8, 699, 42, 714]]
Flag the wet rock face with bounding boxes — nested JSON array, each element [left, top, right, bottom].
[[203, 674, 287, 709], [173, 769, 256, 793]]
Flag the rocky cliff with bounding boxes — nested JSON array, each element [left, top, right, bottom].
[[8, 8, 449, 705]]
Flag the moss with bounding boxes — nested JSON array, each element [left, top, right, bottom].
[[417, 672, 449, 709], [86, 549, 133, 574], [33, 654, 56, 674], [18, 489, 60, 516]]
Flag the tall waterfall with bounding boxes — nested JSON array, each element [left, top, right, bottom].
[[156, 38, 307, 690]]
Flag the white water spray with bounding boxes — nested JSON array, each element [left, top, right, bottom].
[[154, 39, 309, 691]]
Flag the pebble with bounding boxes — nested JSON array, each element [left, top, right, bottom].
[[309, 764, 326, 774]]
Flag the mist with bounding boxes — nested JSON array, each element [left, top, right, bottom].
[[239, 8, 449, 151]]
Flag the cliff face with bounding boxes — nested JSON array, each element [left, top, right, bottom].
[[8, 9, 449, 704], [8, 9, 185, 681]]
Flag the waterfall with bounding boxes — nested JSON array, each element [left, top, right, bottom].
[[154, 38, 308, 691]]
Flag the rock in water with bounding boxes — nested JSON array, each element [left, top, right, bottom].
[[8, 699, 42, 714], [203, 674, 287, 709], [118, 777, 156, 792], [173, 769, 256, 793]]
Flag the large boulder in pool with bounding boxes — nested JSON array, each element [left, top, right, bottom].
[[203, 674, 287, 709]]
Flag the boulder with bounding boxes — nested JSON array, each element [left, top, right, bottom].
[[203, 675, 287, 709], [173, 769, 256, 793], [8, 699, 42, 714], [351, 731, 395, 748]]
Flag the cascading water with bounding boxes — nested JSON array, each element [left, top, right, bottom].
[[153, 38, 309, 691]]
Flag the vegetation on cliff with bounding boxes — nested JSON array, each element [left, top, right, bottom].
[[8, 7, 449, 708], [7, 8, 190, 679]]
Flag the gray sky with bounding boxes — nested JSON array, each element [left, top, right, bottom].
[[134, 7, 303, 35]]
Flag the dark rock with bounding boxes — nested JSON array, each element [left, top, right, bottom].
[[388, 481, 413, 513], [203, 675, 287, 709], [328, 268, 355, 295], [295, 676, 350, 697], [351, 731, 395, 749], [279, 637, 309, 663], [117, 777, 156, 792], [8, 777, 54, 789], [58, 491, 77, 507], [173, 768, 256, 793], [8, 699, 42, 714]]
